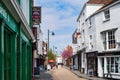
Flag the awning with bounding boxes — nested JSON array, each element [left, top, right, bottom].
[[48, 60, 55, 63]]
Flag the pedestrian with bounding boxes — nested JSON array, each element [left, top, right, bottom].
[[69, 62, 72, 70], [56, 64, 58, 68], [73, 64, 76, 70]]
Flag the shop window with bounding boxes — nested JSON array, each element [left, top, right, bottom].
[[111, 57, 114, 72], [16, 36, 20, 80], [4, 28, 12, 80], [22, 41, 26, 79], [115, 57, 119, 73], [106, 57, 120, 73], [107, 57, 110, 72], [102, 58, 104, 72]]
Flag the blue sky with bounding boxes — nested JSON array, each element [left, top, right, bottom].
[[34, 0, 88, 55]]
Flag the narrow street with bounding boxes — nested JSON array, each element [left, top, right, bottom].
[[51, 66, 87, 80], [35, 66, 87, 80]]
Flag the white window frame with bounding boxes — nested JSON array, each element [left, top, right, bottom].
[[103, 9, 110, 21], [102, 30, 116, 50], [89, 35, 93, 50], [89, 18, 92, 28]]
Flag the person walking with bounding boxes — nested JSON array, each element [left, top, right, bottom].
[[69, 62, 72, 70], [56, 63, 58, 68]]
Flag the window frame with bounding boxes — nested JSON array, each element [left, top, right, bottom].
[[106, 57, 120, 73], [108, 31, 116, 49], [89, 18, 92, 28], [103, 9, 110, 21], [102, 30, 116, 50]]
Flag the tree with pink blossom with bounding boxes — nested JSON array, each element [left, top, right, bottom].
[[62, 45, 73, 59]]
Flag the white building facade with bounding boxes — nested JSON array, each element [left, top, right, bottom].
[[76, 0, 120, 79], [77, 0, 105, 75], [37, 26, 43, 55], [90, 1, 120, 79], [72, 29, 79, 70]]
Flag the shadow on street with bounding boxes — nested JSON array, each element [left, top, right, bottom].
[[35, 71, 54, 80]]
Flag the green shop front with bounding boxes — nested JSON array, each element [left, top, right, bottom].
[[0, 1, 35, 80]]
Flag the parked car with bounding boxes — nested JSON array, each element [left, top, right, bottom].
[[34, 67, 40, 78]]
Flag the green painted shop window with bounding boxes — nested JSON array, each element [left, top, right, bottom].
[[27, 46, 31, 80], [22, 42, 26, 80], [4, 28, 12, 80], [16, 36, 19, 80]]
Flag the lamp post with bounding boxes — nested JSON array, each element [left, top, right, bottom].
[[48, 29, 50, 53], [45, 29, 55, 70], [47, 29, 55, 53]]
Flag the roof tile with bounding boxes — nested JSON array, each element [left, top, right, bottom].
[[87, 0, 114, 5]]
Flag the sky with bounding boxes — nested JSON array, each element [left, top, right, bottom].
[[34, 0, 88, 55]]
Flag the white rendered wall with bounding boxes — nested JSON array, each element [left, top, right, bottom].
[[95, 3, 120, 52], [37, 27, 43, 55], [72, 44, 78, 55], [77, 4, 103, 51], [77, 3, 104, 74], [86, 4, 103, 19], [86, 16, 97, 52]]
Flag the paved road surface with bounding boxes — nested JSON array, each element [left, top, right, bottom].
[[35, 70, 54, 80], [51, 66, 87, 80]]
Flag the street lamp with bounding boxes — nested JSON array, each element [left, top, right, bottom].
[[48, 29, 55, 53]]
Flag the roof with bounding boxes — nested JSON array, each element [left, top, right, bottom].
[[86, 0, 119, 20], [87, 0, 114, 5], [77, 0, 118, 21], [98, 0, 119, 9]]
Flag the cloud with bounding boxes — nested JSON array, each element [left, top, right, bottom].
[[50, 34, 73, 52], [34, 0, 86, 54]]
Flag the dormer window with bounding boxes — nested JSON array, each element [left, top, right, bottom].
[[104, 9, 110, 21]]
